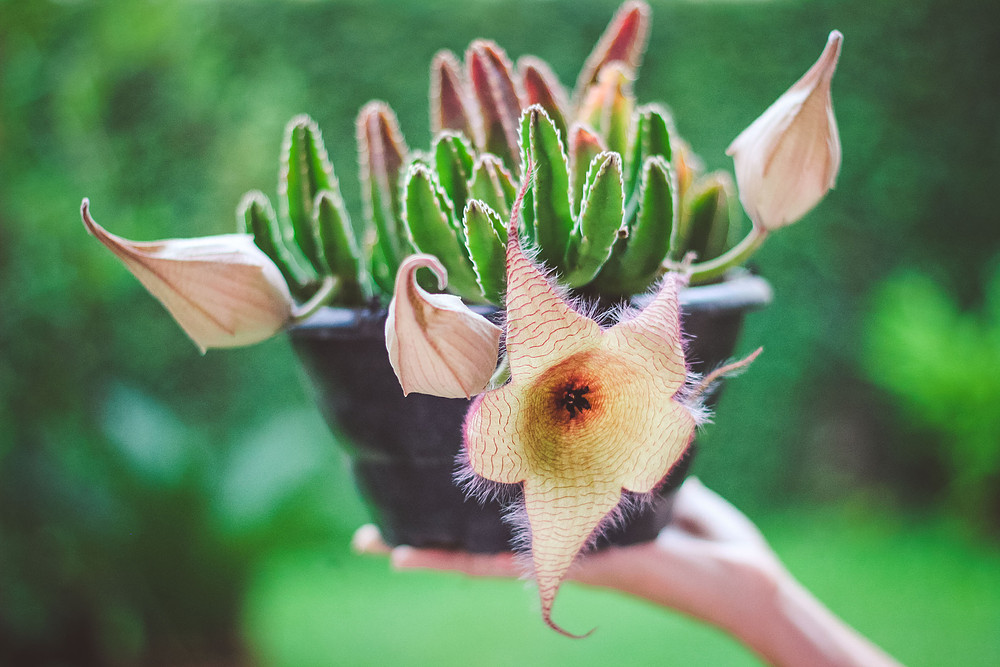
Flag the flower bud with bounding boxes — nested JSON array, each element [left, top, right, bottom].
[[385, 254, 501, 399], [82, 200, 294, 352], [726, 30, 843, 231]]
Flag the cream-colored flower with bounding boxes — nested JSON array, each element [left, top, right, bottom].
[[82, 199, 294, 352], [385, 254, 501, 399], [727, 30, 843, 231]]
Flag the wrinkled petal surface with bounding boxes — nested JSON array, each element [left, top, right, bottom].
[[462, 168, 697, 636]]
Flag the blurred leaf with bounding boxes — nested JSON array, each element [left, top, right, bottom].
[[100, 383, 193, 487]]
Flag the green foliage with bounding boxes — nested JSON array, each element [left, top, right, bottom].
[[865, 264, 1000, 515], [3, 0, 1000, 661], [564, 153, 626, 287], [225, 4, 746, 307]]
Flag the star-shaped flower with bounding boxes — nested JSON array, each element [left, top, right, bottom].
[[461, 165, 745, 636]]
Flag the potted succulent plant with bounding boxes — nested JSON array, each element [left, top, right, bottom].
[[81, 1, 842, 636]]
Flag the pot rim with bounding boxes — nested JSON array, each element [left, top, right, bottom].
[[290, 271, 772, 336]]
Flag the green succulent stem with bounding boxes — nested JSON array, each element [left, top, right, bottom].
[[685, 226, 768, 284], [290, 275, 340, 326]]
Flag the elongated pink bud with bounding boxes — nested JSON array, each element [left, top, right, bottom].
[[573, 0, 651, 105], [519, 55, 570, 140], [82, 200, 293, 353], [385, 254, 501, 399], [467, 40, 524, 173], [726, 31, 843, 231], [430, 50, 481, 146]]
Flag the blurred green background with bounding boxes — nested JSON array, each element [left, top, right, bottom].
[[2, 0, 999, 664]]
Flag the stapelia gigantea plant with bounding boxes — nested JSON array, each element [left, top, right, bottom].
[[82, 0, 843, 636]]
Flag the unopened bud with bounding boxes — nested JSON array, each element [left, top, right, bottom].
[[385, 254, 501, 399], [727, 31, 843, 231], [82, 200, 293, 352]]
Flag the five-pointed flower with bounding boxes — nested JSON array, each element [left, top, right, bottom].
[[462, 168, 703, 636]]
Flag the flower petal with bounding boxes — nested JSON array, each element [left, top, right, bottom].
[[81, 200, 293, 352], [385, 254, 501, 399]]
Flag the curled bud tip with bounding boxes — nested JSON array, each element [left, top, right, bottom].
[[81, 201, 294, 352], [385, 254, 501, 399]]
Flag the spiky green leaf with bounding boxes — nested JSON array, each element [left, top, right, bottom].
[[434, 132, 475, 224], [677, 172, 734, 264], [564, 153, 625, 287], [595, 156, 675, 295], [626, 104, 673, 204], [280, 115, 334, 274], [468, 154, 517, 221], [404, 165, 485, 302], [314, 190, 369, 305], [463, 200, 507, 305], [520, 105, 573, 271], [239, 190, 313, 302]]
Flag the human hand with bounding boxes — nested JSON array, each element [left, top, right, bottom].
[[352, 478, 900, 667]]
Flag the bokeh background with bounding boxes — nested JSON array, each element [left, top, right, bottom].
[[2, 0, 999, 664]]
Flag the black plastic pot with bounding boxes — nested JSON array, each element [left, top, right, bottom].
[[290, 272, 772, 553]]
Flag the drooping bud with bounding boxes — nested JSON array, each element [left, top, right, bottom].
[[82, 200, 293, 353], [726, 31, 843, 231], [385, 254, 501, 399]]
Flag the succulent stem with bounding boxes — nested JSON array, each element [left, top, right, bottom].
[[290, 275, 340, 325], [685, 226, 768, 284]]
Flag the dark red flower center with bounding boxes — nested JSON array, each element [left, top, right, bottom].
[[559, 384, 592, 417]]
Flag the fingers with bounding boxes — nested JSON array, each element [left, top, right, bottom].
[[392, 546, 524, 578], [669, 478, 768, 546], [351, 523, 525, 578], [352, 524, 392, 555]]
